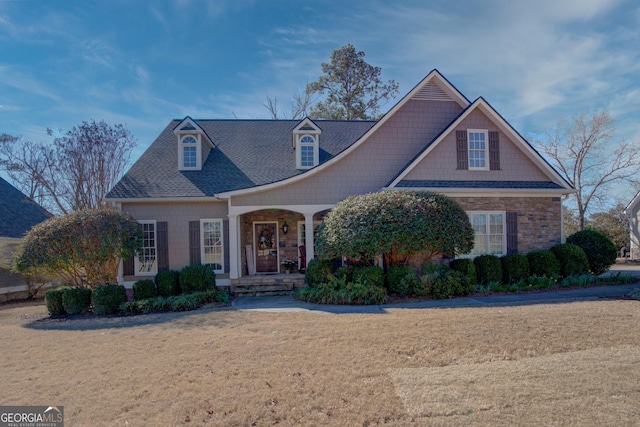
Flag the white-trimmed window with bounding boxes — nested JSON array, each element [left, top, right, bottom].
[[468, 212, 506, 256], [180, 135, 198, 170], [296, 134, 318, 169], [201, 219, 224, 274], [468, 130, 488, 170], [136, 220, 157, 275]]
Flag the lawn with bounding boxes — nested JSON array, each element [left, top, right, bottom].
[[1, 299, 639, 426]]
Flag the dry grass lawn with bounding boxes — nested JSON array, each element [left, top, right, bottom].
[[1, 299, 639, 426]]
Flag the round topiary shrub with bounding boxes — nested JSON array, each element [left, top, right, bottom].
[[432, 269, 472, 299], [550, 243, 590, 277], [93, 284, 128, 315], [566, 229, 618, 275], [61, 287, 92, 315], [304, 259, 333, 286], [500, 253, 530, 284], [448, 258, 477, 285], [473, 255, 502, 284], [179, 264, 216, 293], [155, 270, 181, 297], [45, 287, 71, 315], [386, 265, 422, 296], [527, 250, 560, 277], [133, 279, 158, 300]]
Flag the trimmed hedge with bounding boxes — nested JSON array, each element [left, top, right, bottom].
[[155, 270, 181, 297], [501, 253, 530, 284], [566, 229, 617, 275], [304, 259, 333, 286], [62, 287, 92, 315], [93, 284, 128, 315], [550, 243, 590, 277], [45, 287, 71, 315], [474, 254, 502, 284], [449, 258, 477, 285], [133, 279, 158, 300], [527, 250, 560, 277], [179, 264, 216, 293]]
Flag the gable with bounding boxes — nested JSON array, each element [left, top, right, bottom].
[[0, 177, 52, 238]]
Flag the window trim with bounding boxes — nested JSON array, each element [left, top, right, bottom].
[[467, 129, 489, 171], [179, 134, 200, 170], [135, 220, 157, 276], [200, 219, 224, 274], [296, 134, 319, 169], [465, 211, 507, 257]]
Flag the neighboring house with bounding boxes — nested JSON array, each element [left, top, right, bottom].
[[105, 70, 574, 289], [625, 192, 640, 259], [0, 177, 52, 298]]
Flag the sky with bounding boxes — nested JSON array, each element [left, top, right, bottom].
[[1, 0, 640, 203]]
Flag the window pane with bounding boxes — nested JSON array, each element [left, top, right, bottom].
[[138, 223, 157, 273], [202, 220, 223, 271], [184, 146, 197, 167], [301, 145, 314, 167]]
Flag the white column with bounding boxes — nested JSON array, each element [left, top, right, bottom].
[[228, 214, 240, 279], [305, 213, 314, 267]]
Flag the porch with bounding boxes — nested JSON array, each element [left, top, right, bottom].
[[231, 273, 306, 296]]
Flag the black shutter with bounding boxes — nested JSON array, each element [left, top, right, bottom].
[[157, 221, 169, 272], [489, 131, 500, 170], [123, 257, 135, 276], [456, 130, 468, 170], [506, 212, 518, 254], [189, 221, 201, 265]]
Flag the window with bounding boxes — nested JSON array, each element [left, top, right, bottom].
[[468, 212, 505, 256], [182, 135, 197, 168], [201, 219, 224, 273], [299, 135, 315, 168], [468, 130, 488, 170], [136, 220, 157, 275]]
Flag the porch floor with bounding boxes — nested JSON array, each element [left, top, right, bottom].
[[231, 273, 306, 296]]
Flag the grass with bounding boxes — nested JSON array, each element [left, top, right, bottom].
[[1, 298, 639, 426]]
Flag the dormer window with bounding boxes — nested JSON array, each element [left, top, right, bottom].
[[299, 135, 315, 168], [173, 117, 214, 171], [182, 136, 197, 168], [293, 118, 321, 169]]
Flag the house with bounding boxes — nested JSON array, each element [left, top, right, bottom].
[[105, 70, 574, 290], [625, 192, 640, 259], [0, 177, 53, 299]]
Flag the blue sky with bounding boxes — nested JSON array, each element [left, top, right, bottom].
[[1, 0, 639, 200]]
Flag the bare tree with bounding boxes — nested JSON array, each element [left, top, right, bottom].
[[536, 111, 640, 230], [264, 84, 316, 120], [0, 120, 136, 214]]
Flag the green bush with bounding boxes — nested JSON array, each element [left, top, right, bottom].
[[527, 250, 560, 277], [550, 244, 590, 277], [295, 275, 386, 305], [386, 265, 422, 296], [45, 287, 71, 315], [93, 284, 128, 315], [500, 254, 530, 284], [567, 229, 618, 275], [120, 290, 228, 315], [61, 287, 92, 315], [352, 265, 384, 288], [133, 279, 158, 300], [179, 264, 216, 293], [304, 259, 333, 286], [448, 258, 477, 285], [432, 270, 472, 299], [474, 255, 502, 284], [155, 270, 181, 297]]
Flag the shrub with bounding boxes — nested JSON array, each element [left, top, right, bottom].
[[550, 243, 590, 277], [448, 259, 477, 285], [386, 265, 422, 296], [352, 265, 384, 288], [61, 287, 92, 315], [93, 284, 128, 315], [155, 270, 181, 297], [421, 265, 473, 299], [180, 264, 216, 293], [120, 290, 227, 315], [500, 254, 530, 284], [527, 250, 560, 277], [133, 279, 158, 300], [305, 259, 333, 286], [567, 229, 618, 275], [295, 275, 386, 305], [45, 287, 71, 315], [474, 255, 502, 284]]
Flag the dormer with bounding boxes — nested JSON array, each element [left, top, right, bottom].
[[173, 117, 214, 171], [293, 118, 321, 169]]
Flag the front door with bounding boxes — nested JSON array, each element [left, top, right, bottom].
[[254, 222, 278, 273]]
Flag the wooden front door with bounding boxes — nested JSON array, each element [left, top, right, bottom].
[[254, 222, 278, 273]]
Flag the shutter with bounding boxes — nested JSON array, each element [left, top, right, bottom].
[[489, 131, 500, 170], [223, 219, 230, 273], [456, 130, 468, 170], [506, 212, 518, 254], [157, 221, 169, 272], [189, 221, 201, 264], [123, 257, 135, 276]]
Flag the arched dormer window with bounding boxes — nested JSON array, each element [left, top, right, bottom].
[[299, 135, 315, 168], [174, 117, 214, 171], [182, 135, 197, 169], [293, 118, 321, 169]]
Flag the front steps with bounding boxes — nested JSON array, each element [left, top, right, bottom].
[[231, 273, 306, 296]]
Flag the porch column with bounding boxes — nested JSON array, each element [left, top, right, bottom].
[[304, 214, 315, 267], [228, 214, 240, 279]]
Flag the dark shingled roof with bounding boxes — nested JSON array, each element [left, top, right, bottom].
[[107, 119, 376, 199], [0, 177, 52, 238], [395, 180, 566, 189]]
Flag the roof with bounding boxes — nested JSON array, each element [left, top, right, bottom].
[[107, 119, 375, 199], [0, 177, 52, 238]]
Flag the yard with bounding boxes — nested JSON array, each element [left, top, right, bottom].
[[1, 299, 639, 426]]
